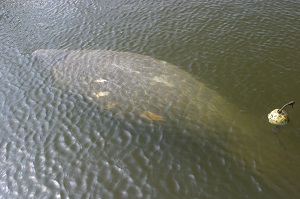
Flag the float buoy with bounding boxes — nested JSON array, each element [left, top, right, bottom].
[[268, 101, 295, 125]]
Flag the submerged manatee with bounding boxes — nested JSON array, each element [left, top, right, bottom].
[[33, 49, 267, 163], [33, 50, 270, 153], [32, 49, 245, 136]]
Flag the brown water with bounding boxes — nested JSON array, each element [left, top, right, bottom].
[[1, 0, 300, 198]]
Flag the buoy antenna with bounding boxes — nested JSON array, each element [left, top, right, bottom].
[[278, 101, 295, 114]]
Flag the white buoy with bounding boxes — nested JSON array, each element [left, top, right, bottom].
[[268, 101, 295, 125]]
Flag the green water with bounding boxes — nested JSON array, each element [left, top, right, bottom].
[[0, 0, 300, 198]]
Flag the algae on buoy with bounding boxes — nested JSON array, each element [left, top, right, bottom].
[[268, 101, 295, 125]]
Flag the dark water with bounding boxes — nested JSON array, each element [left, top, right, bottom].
[[1, 0, 300, 198]]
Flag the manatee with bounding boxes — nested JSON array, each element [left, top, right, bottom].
[[32, 49, 242, 130]]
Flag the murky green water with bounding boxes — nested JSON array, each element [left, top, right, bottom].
[[1, 0, 300, 198]]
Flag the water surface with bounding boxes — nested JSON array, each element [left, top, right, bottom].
[[1, 0, 300, 198]]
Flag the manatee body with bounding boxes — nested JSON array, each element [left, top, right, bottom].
[[32, 49, 264, 163], [32, 49, 243, 137]]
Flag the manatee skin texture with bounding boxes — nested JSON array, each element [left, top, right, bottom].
[[32, 49, 242, 136]]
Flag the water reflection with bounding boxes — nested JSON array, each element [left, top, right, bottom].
[[0, 0, 300, 198]]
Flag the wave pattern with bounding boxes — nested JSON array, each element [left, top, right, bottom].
[[1, 0, 300, 198]]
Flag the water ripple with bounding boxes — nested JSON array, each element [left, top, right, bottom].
[[1, 0, 300, 198]]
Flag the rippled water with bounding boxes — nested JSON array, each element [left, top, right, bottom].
[[1, 0, 300, 198]]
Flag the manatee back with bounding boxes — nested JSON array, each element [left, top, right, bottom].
[[33, 49, 236, 132]]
